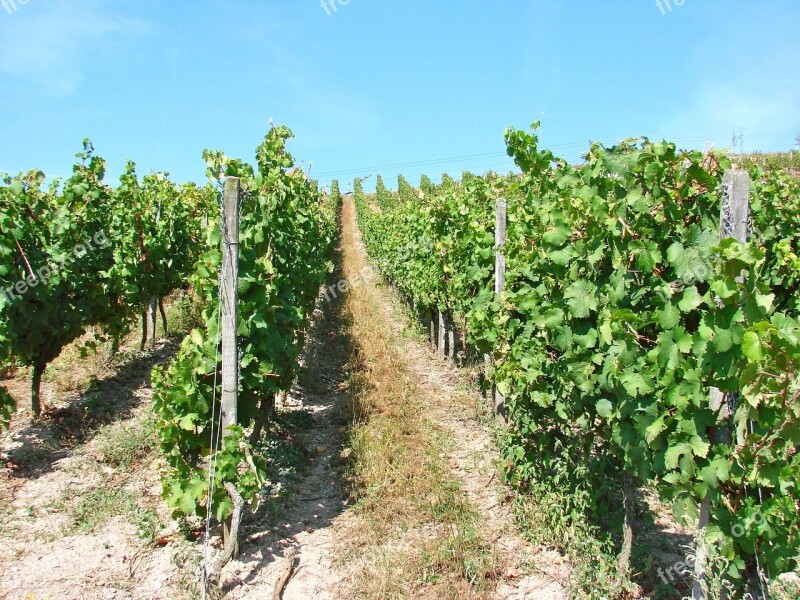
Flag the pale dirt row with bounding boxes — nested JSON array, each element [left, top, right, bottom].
[[0, 199, 567, 599]]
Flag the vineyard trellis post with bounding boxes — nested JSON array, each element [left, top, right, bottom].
[[494, 197, 507, 415], [437, 310, 446, 358], [692, 169, 751, 600], [220, 176, 241, 557], [150, 202, 162, 346], [446, 316, 455, 364]]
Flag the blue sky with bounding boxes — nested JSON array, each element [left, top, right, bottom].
[[1, 1, 798, 193]]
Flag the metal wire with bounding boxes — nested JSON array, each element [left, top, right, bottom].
[[745, 420, 770, 600], [721, 174, 767, 599], [201, 187, 226, 598]]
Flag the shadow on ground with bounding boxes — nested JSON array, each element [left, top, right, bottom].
[[219, 220, 355, 596], [1, 338, 180, 480]]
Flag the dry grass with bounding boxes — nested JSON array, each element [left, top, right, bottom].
[[336, 200, 499, 599]]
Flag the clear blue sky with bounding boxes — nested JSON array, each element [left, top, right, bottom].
[[1, 1, 798, 193]]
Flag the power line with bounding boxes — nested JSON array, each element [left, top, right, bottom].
[[314, 131, 798, 184], [314, 140, 600, 179], [312, 150, 509, 178]]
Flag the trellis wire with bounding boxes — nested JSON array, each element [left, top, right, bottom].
[[201, 185, 234, 597]]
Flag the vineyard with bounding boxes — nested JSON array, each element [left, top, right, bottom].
[[0, 127, 339, 597], [0, 123, 798, 599], [354, 127, 800, 598]]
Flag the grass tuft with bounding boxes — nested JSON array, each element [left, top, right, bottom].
[[336, 200, 500, 598], [52, 484, 162, 540], [94, 416, 157, 470]]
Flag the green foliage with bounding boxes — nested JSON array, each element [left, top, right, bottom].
[[53, 484, 161, 539], [397, 175, 417, 204], [748, 166, 800, 315], [420, 174, 437, 197], [354, 123, 800, 593], [0, 141, 211, 418], [737, 151, 800, 174], [329, 179, 342, 205], [510, 472, 624, 598], [375, 174, 395, 211], [152, 125, 337, 521], [0, 143, 124, 416], [355, 170, 502, 321], [95, 416, 157, 470], [107, 164, 212, 343]]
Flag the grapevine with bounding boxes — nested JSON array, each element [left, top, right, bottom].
[[353, 124, 800, 592], [152, 125, 337, 521]]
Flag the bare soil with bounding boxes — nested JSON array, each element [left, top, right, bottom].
[[218, 241, 353, 599], [0, 339, 190, 600], [0, 201, 572, 599], [342, 198, 569, 599]]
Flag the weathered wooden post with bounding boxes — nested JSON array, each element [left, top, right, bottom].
[[446, 316, 455, 364], [150, 202, 162, 345], [437, 310, 446, 358], [495, 198, 507, 296], [220, 177, 241, 558], [494, 198, 507, 414], [692, 170, 750, 600]]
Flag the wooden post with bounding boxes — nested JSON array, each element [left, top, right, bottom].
[[437, 310, 446, 358], [221, 179, 240, 433], [617, 473, 636, 585], [220, 177, 241, 558], [150, 202, 162, 346], [140, 309, 148, 351], [692, 170, 750, 600], [692, 492, 713, 600], [719, 170, 750, 249], [495, 198, 507, 296], [428, 309, 436, 348], [494, 198, 507, 414], [446, 315, 455, 363]]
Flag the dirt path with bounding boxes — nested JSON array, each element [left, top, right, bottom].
[[220, 243, 352, 600], [1, 200, 568, 600], [387, 325, 570, 599], [406, 350, 569, 595], [335, 198, 569, 599]]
